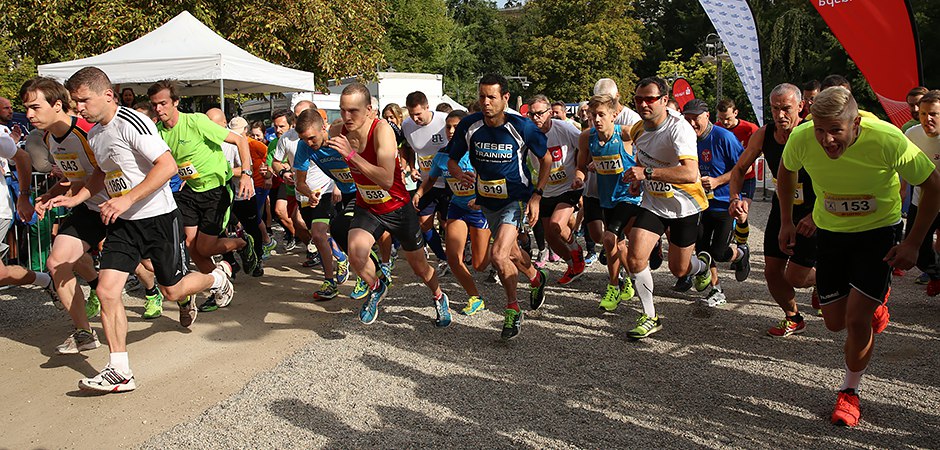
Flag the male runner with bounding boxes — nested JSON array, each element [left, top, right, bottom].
[[902, 86, 929, 133], [328, 83, 450, 327], [60, 66, 233, 392], [903, 90, 940, 294], [715, 98, 758, 253], [778, 86, 940, 427], [448, 73, 551, 340]]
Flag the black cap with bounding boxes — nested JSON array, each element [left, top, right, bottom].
[[682, 99, 709, 115]]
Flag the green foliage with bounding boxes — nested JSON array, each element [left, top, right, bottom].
[[383, 0, 454, 73], [0, 31, 36, 109], [656, 49, 750, 121], [441, 0, 512, 105]]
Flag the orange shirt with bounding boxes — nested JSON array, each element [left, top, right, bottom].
[[248, 138, 269, 187]]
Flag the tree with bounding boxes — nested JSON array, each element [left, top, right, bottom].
[[383, 0, 454, 73], [442, 0, 512, 105]]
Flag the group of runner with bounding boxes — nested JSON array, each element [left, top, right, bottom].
[[3, 67, 939, 429]]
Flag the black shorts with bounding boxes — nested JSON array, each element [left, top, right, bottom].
[[632, 208, 701, 248], [300, 196, 333, 227], [582, 196, 603, 223], [417, 186, 451, 217], [539, 189, 582, 219], [174, 184, 232, 236], [816, 224, 899, 305], [742, 178, 757, 199], [275, 184, 290, 201], [99, 210, 188, 286], [601, 202, 643, 239], [697, 208, 735, 262], [764, 199, 816, 268], [351, 205, 426, 252], [58, 204, 106, 248]]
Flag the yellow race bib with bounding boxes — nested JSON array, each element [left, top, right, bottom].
[[477, 178, 508, 199], [592, 154, 624, 175], [105, 170, 131, 197]]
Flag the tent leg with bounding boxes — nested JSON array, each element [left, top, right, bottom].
[[220, 79, 225, 116]]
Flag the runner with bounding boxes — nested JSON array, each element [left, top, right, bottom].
[[621, 77, 712, 340], [526, 95, 585, 284], [328, 82, 450, 327], [902, 90, 940, 295], [448, 73, 550, 340], [224, 115, 272, 279], [147, 80, 258, 280], [902, 86, 929, 133], [714, 98, 758, 256], [799, 80, 819, 119], [729, 83, 818, 334], [681, 99, 749, 307], [61, 66, 234, 393], [777, 86, 940, 427]]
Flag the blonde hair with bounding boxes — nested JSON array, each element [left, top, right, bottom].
[[811, 86, 858, 121], [588, 94, 617, 112]]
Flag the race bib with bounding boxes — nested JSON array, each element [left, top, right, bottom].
[[548, 166, 568, 185], [105, 170, 131, 197], [478, 178, 508, 199], [646, 180, 674, 198], [359, 185, 391, 205], [52, 153, 85, 180], [772, 178, 805, 205], [177, 161, 199, 180], [706, 189, 714, 200], [824, 193, 877, 217], [592, 154, 624, 175], [447, 177, 475, 197], [418, 154, 435, 172], [330, 167, 354, 184]]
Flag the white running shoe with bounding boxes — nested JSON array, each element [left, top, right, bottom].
[[79, 365, 137, 393], [55, 329, 100, 355], [211, 261, 235, 308]]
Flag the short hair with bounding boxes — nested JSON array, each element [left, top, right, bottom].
[[20, 76, 71, 112], [810, 86, 858, 121], [295, 109, 325, 133], [447, 110, 468, 121], [527, 94, 550, 107], [250, 120, 265, 131], [801, 80, 821, 92], [468, 100, 482, 113], [271, 108, 295, 126], [635, 77, 668, 97], [769, 83, 802, 102], [147, 79, 180, 101], [716, 98, 737, 112], [133, 101, 158, 120], [382, 103, 403, 121], [64, 66, 112, 94], [121, 87, 134, 96], [666, 98, 679, 110], [341, 82, 371, 106], [593, 78, 619, 97], [435, 103, 453, 113], [821, 74, 851, 92], [908, 86, 929, 98], [479, 73, 509, 95], [919, 90, 940, 106], [551, 101, 567, 110], [294, 100, 316, 114], [588, 94, 617, 112], [405, 91, 429, 109]]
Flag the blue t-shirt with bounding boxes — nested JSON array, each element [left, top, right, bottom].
[[293, 141, 357, 195], [590, 125, 641, 209], [169, 174, 184, 193], [448, 112, 547, 210], [430, 150, 476, 211], [697, 124, 744, 210]]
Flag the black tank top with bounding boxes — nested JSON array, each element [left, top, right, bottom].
[[764, 121, 814, 216]]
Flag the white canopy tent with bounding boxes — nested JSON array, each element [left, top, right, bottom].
[[38, 11, 315, 114]]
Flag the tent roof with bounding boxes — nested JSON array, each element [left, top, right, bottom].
[[37, 11, 314, 95]]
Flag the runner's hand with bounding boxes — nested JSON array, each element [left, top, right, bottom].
[[795, 214, 816, 237], [729, 198, 749, 220], [332, 187, 342, 204], [526, 195, 539, 227], [570, 177, 584, 190], [412, 191, 422, 210], [98, 195, 134, 225], [34, 195, 52, 220], [327, 135, 352, 158], [281, 171, 294, 184], [457, 170, 475, 186], [15, 193, 34, 222], [309, 191, 321, 207], [587, 161, 596, 172], [701, 176, 714, 190], [48, 194, 82, 210], [628, 181, 642, 196], [778, 222, 797, 256], [621, 166, 646, 183], [238, 175, 255, 199], [884, 241, 918, 270], [468, 198, 479, 210]]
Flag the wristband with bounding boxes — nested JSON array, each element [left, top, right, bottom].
[[345, 150, 357, 164], [278, 168, 289, 177]]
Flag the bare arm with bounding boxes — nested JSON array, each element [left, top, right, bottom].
[[729, 126, 766, 200], [332, 122, 399, 190]]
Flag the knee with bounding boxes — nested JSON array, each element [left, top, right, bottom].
[[626, 255, 645, 274], [602, 233, 618, 250], [823, 316, 846, 332], [547, 220, 563, 236], [46, 255, 72, 275]]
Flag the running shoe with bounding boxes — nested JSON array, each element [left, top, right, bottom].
[[701, 287, 727, 308], [620, 277, 635, 302], [599, 284, 621, 312], [229, 260, 240, 278], [461, 296, 485, 315], [872, 289, 890, 334], [548, 250, 561, 262], [501, 308, 523, 340], [211, 261, 234, 308], [43, 277, 63, 310], [627, 314, 662, 340], [178, 294, 198, 328], [831, 389, 860, 427], [927, 279, 940, 297], [198, 295, 219, 312], [252, 262, 264, 277], [262, 238, 277, 260], [598, 249, 607, 266], [380, 262, 393, 287], [78, 364, 136, 393], [238, 233, 258, 274], [649, 238, 663, 270], [434, 293, 451, 327], [55, 329, 100, 355], [86, 290, 101, 319], [302, 251, 322, 268], [730, 243, 750, 282], [672, 274, 694, 293], [351, 277, 369, 300], [313, 279, 339, 301], [438, 261, 450, 277], [915, 272, 930, 285], [359, 278, 387, 325], [529, 268, 548, 310], [142, 290, 163, 319], [485, 269, 500, 284], [767, 317, 805, 337], [584, 251, 598, 267], [891, 267, 904, 277], [285, 238, 298, 252], [533, 249, 546, 269], [335, 259, 350, 285], [693, 252, 713, 292], [557, 265, 584, 285], [124, 275, 142, 293]]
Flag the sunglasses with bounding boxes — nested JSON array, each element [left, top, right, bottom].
[[527, 109, 550, 118], [634, 94, 665, 105]]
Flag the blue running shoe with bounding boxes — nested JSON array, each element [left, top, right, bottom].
[[359, 278, 387, 324], [336, 258, 350, 285], [380, 262, 393, 287], [584, 250, 598, 267], [351, 277, 369, 300], [434, 293, 452, 327]]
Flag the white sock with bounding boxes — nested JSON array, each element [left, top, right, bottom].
[[633, 266, 655, 318], [210, 270, 226, 290], [841, 364, 865, 392], [33, 272, 51, 288], [689, 253, 706, 276], [109, 352, 131, 374]]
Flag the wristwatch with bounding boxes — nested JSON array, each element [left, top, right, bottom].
[[243, 168, 253, 177], [533, 188, 544, 196], [643, 167, 654, 180]]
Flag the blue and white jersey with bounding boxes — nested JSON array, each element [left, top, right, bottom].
[[430, 150, 475, 211], [697, 124, 743, 211], [448, 112, 547, 210], [589, 125, 641, 209], [293, 142, 357, 195]]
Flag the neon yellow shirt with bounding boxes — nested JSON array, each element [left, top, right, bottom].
[[158, 113, 232, 192], [783, 117, 935, 232]]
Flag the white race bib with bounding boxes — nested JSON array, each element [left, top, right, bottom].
[[447, 177, 475, 197], [477, 178, 508, 199], [548, 165, 568, 185], [824, 193, 876, 217], [330, 167, 354, 183], [177, 161, 199, 180], [52, 153, 86, 180], [418, 154, 435, 173], [646, 180, 674, 198], [592, 154, 624, 175], [359, 185, 391, 205]]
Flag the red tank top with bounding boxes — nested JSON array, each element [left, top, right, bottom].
[[347, 119, 411, 214]]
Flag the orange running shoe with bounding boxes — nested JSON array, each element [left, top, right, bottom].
[[831, 389, 860, 427], [872, 288, 890, 334]]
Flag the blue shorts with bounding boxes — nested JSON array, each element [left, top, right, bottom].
[[447, 204, 488, 229], [482, 201, 524, 233]]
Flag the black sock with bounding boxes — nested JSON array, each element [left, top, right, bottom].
[[145, 285, 160, 297], [88, 278, 98, 290], [734, 220, 749, 245], [788, 312, 804, 323]]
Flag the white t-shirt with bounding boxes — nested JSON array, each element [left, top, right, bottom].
[[529, 119, 581, 198], [44, 118, 111, 211], [274, 128, 300, 167], [88, 106, 177, 220], [614, 106, 642, 127], [402, 112, 448, 189], [0, 131, 16, 220], [905, 124, 940, 206], [298, 163, 334, 207], [633, 109, 707, 219]]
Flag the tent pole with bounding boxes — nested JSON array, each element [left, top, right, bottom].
[[220, 79, 225, 116]]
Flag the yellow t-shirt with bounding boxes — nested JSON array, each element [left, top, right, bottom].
[[782, 117, 935, 233]]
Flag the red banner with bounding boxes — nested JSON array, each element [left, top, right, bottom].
[[672, 78, 695, 110], [813, 0, 923, 126]]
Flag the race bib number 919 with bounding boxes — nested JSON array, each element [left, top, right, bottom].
[[478, 178, 508, 199]]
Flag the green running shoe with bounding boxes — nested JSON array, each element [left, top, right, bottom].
[[313, 279, 339, 301], [461, 296, 485, 316], [142, 290, 164, 319], [350, 277, 369, 300], [529, 268, 548, 310], [599, 284, 621, 312], [620, 277, 635, 302], [627, 314, 662, 340], [501, 308, 523, 340], [693, 252, 713, 292], [85, 290, 101, 319], [335, 258, 350, 285]]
